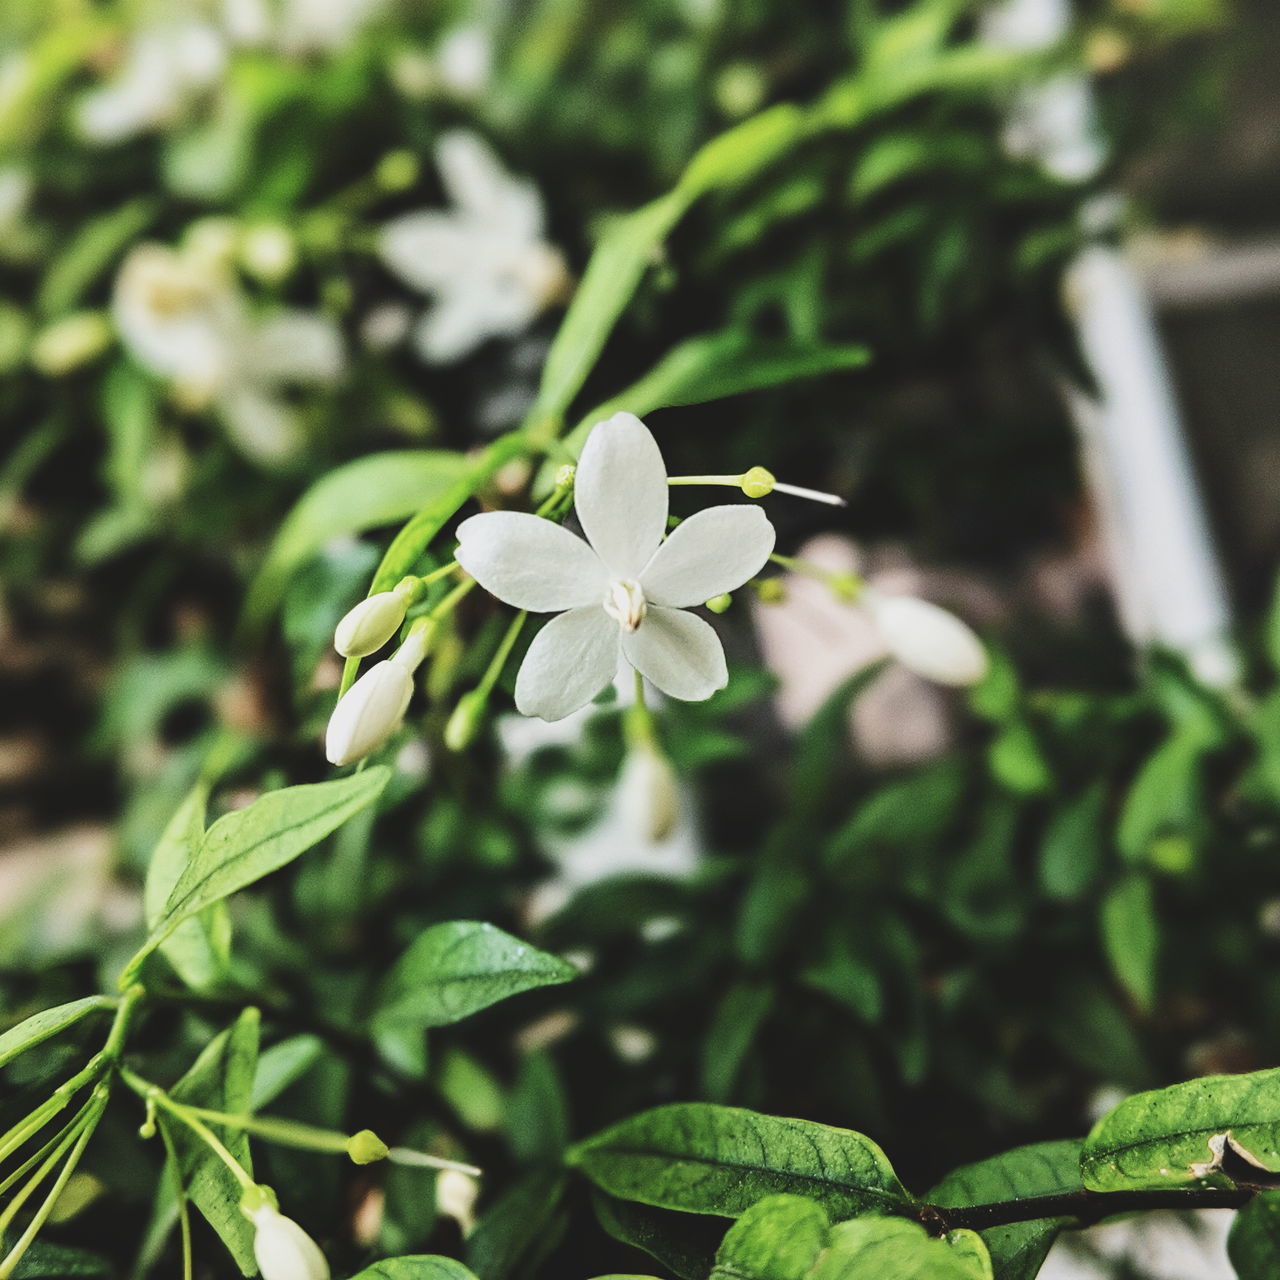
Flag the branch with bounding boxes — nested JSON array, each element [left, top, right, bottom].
[[922, 1184, 1268, 1235]]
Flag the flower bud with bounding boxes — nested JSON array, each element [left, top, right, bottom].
[[704, 593, 732, 614], [325, 661, 414, 765], [754, 578, 785, 604], [740, 466, 776, 499], [334, 591, 409, 658], [444, 689, 486, 752], [249, 1203, 329, 1280], [864, 592, 988, 687], [345, 1129, 389, 1165], [31, 312, 112, 375], [436, 1168, 480, 1237], [241, 223, 297, 284], [375, 149, 420, 193], [618, 746, 680, 844]]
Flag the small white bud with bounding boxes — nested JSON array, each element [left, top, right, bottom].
[[618, 747, 680, 844], [31, 312, 112, 375], [334, 591, 409, 658], [436, 1168, 480, 1236], [250, 1204, 329, 1280], [863, 592, 988, 687], [240, 223, 297, 284], [325, 661, 414, 765]]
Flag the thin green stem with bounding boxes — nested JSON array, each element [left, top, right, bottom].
[[626, 668, 659, 751], [432, 577, 477, 621], [478, 611, 527, 698], [175, 1106, 349, 1157], [118, 1070, 253, 1192], [155, 1116, 193, 1280], [0, 1090, 106, 1280], [769, 553, 862, 600], [0, 1088, 104, 1198], [667, 474, 743, 488]]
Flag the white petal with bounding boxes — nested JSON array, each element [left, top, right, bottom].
[[621, 605, 727, 702], [641, 505, 776, 607], [515, 607, 619, 721], [217, 387, 302, 465], [864, 593, 988, 687], [413, 298, 491, 364], [436, 130, 544, 238], [456, 511, 606, 611], [378, 213, 478, 294], [325, 661, 413, 766], [252, 1208, 330, 1280], [574, 413, 668, 579], [243, 310, 344, 384]]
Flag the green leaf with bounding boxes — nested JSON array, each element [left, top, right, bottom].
[[701, 982, 774, 1102], [1039, 783, 1106, 902], [169, 1009, 260, 1275], [1082, 1067, 1280, 1191], [1099, 874, 1159, 1013], [679, 103, 807, 197], [568, 1103, 911, 1220], [591, 1193, 724, 1280], [144, 779, 230, 990], [374, 921, 577, 1032], [348, 1259, 480, 1280], [1116, 729, 1205, 866], [6, 1237, 110, 1278], [566, 331, 869, 452], [240, 450, 470, 636], [251, 1035, 324, 1109], [124, 769, 390, 982], [816, 1216, 991, 1280], [534, 192, 686, 420], [37, 200, 156, 317], [929, 1140, 1083, 1280], [709, 1195, 828, 1279], [0, 997, 114, 1072], [1228, 1190, 1280, 1279], [465, 1171, 566, 1280]]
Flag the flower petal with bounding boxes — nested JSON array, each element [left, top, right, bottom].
[[640, 505, 776, 607], [456, 511, 606, 611], [436, 130, 544, 239], [515, 607, 620, 721], [621, 605, 727, 702], [574, 413, 669, 578]]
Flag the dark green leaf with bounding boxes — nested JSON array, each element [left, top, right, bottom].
[[568, 1103, 911, 1219], [701, 983, 773, 1102], [708, 1195, 828, 1280], [1082, 1068, 1280, 1191], [37, 200, 155, 317], [1228, 1190, 1280, 1279], [349, 1259, 479, 1280], [465, 1171, 566, 1280], [1039, 783, 1106, 902], [929, 1140, 1083, 1280], [374, 921, 577, 1032], [1099, 874, 1159, 1013], [816, 1216, 991, 1280], [591, 1193, 724, 1280]]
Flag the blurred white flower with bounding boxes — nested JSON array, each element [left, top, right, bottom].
[[0, 166, 32, 234], [76, 20, 228, 144], [436, 26, 492, 98], [274, 0, 387, 55], [378, 131, 569, 363], [249, 1204, 329, 1280], [113, 242, 344, 465], [456, 413, 775, 720], [862, 590, 988, 687], [436, 1169, 480, 1236], [618, 745, 680, 844]]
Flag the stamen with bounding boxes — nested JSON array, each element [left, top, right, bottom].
[[603, 580, 647, 632]]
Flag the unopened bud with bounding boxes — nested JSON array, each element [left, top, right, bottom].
[[755, 578, 785, 604], [31, 312, 111, 374], [334, 590, 410, 658], [863, 591, 988, 687], [240, 223, 296, 284], [247, 1201, 329, 1280], [444, 689, 486, 752], [705, 593, 732, 614], [436, 1168, 480, 1237], [375, 150, 420, 193], [346, 1129, 389, 1165], [740, 466, 776, 499], [325, 661, 414, 765], [618, 747, 680, 844]]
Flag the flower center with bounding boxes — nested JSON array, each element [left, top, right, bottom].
[[602, 579, 646, 633]]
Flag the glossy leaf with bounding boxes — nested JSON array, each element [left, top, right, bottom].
[[125, 768, 390, 981], [349, 1259, 480, 1280], [241, 449, 470, 635], [465, 1171, 567, 1280], [374, 921, 577, 1032], [929, 1140, 1083, 1280], [591, 1194, 723, 1280], [569, 1103, 911, 1220], [0, 997, 114, 1072], [708, 1195, 828, 1279], [1082, 1068, 1280, 1191], [816, 1216, 991, 1280]]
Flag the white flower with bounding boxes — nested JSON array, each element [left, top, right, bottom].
[[249, 1204, 329, 1280], [436, 1168, 480, 1236], [75, 21, 228, 144], [618, 746, 680, 844], [112, 242, 344, 465], [456, 413, 776, 721], [378, 131, 568, 363], [863, 591, 988, 687]]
